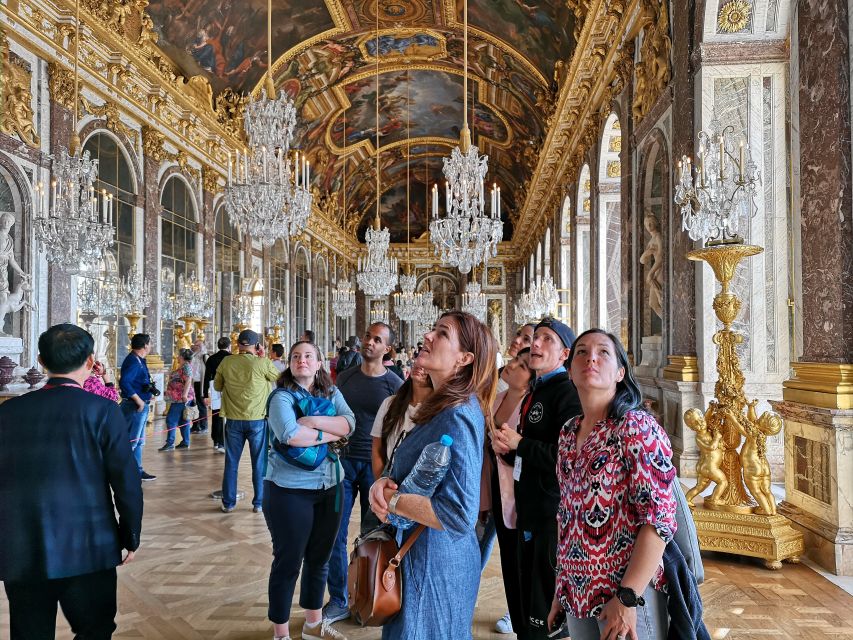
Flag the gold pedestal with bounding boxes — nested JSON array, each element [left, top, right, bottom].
[[684, 243, 804, 567], [692, 498, 805, 569]]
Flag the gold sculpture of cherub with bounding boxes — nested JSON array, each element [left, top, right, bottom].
[[684, 406, 728, 508]]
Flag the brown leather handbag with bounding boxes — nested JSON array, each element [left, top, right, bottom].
[[347, 524, 425, 626]]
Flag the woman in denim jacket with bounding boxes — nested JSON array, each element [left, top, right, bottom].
[[264, 340, 355, 640]]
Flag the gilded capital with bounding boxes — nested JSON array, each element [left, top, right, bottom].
[[202, 166, 221, 194], [141, 125, 166, 162], [47, 62, 77, 111]]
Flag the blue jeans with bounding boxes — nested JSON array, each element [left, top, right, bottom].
[[222, 419, 266, 509], [476, 510, 497, 572], [120, 400, 149, 474], [164, 402, 188, 447], [326, 457, 374, 607]]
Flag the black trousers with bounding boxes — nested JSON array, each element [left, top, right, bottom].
[[192, 381, 207, 430], [210, 411, 224, 447], [518, 522, 569, 639], [490, 460, 529, 640], [3, 567, 117, 640], [262, 481, 342, 624]]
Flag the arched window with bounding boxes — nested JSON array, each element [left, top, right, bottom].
[[294, 248, 309, 339], [269, 240, 287, 332], [83, 133, 136, 277], [597, 113, 622, 335], [215, 206, 241, 336], [576, 164, 591, 333], [160, 176, 198, 366], [315, 258, 328, 353]]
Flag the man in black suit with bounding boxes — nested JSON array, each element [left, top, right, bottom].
[[202, 336, 232, 452], [0, 323, 143, 639]]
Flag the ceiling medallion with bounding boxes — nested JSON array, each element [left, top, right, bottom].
[[430, 0, 503, 274], [717, 0, 751, 34]]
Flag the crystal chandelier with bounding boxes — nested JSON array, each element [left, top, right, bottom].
[[232, 290, 255, 326], [461, 280, 487, 321], [514, 275, 558, 323], [429, 0, 502, 274], [394, 78, 424, 323], [370, 299, 389, 324], [120, 265, 151, 315], [356, 11, 398, 297], [224, 0, 312, 245], [179, 271, 212, 319], [332, 276, 356, 318], [414, 294, 440, 338], [33, 0, 114, 274], [675, 111, 760, 245], [394, 273, 423, 322]]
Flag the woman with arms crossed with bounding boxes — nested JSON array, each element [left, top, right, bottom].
[[264, 341, 355, 640]]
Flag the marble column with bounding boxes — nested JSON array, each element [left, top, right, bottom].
[[659, 0, 702, 475], [200, 173, 216, 349], [663, 0, 698, 375], [777, 0, 853, 575], [46, 96, 73, 325], [141, 130, 163, 353], [588, 158, 602, 329]]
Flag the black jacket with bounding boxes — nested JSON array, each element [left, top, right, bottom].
[[0, 378, 143, 581], [663, 541, 712, 640], [203, 349, 231, 398], [503, 370, 581, 531], [336, 349, 362, 374]]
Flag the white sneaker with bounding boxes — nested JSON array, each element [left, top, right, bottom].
[[495, 612, 513, 634], [302, 621, 348, 640], [273, 636, 291, 640]]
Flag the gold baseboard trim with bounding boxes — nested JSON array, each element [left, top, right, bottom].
[[662, 354, 699, 382], [782, 362, 853, 410], [692, 500, 805, 569]]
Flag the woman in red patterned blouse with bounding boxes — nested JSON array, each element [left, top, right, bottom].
[[548, 329, 677, 640]]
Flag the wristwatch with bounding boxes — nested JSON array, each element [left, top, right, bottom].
[[388, 491, 402, 514], [616, 586, 645, 607]]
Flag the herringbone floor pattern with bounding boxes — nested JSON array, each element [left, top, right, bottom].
[[3, 424, 853, 638]]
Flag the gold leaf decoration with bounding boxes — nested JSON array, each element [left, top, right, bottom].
[[718, 0, 751, 34]]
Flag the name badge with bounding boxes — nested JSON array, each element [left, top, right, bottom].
[[513, 455, 522, 481]]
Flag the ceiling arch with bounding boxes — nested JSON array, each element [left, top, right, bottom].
[[144, 0, 576, 242]]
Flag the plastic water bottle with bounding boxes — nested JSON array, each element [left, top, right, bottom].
[[387, 434, 454, 530]]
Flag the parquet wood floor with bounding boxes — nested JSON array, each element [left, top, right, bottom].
[[4, 426, 853, 639]]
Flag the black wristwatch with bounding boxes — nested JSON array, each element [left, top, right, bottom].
[[616, 586, 645, 607]]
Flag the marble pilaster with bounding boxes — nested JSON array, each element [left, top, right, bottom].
[[667, 0, 697, 361], [796, 1, 853, 364], [46, 99, 72, 326], [141, 149, 162, 352]]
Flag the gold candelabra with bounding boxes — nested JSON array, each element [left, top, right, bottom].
[[230, 322, 248, 353], [684, 243, 803, 568]]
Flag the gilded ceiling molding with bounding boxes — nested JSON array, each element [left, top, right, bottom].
[[2, 0, 240, 173], [513, 0, 654, 257], [0, 27, 40, 146]]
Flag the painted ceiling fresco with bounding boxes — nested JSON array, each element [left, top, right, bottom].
[[144, 0, 575, 241]]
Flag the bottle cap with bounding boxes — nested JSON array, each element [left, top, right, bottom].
[[440, 434, 453, 447]]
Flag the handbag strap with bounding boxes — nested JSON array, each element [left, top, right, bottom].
[[387, 524, 425, 569]]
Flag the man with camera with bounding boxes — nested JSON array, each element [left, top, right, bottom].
[[119, 333, 159, 482]]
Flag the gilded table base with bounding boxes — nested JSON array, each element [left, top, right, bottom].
[[692, 499, 805, 569]]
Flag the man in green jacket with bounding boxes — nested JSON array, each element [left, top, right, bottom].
[[214, 329, 280, 514]]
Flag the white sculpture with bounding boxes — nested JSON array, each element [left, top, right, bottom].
[[638, 210, 664, 320], [0, 211, 33, 334]]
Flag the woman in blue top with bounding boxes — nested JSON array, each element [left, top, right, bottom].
[[264, 340, 355, 640], [369, 311, 499, 640]]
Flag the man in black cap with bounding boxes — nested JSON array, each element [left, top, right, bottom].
[[213, 329, 280, 514], [493, 317, 580, 640]]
